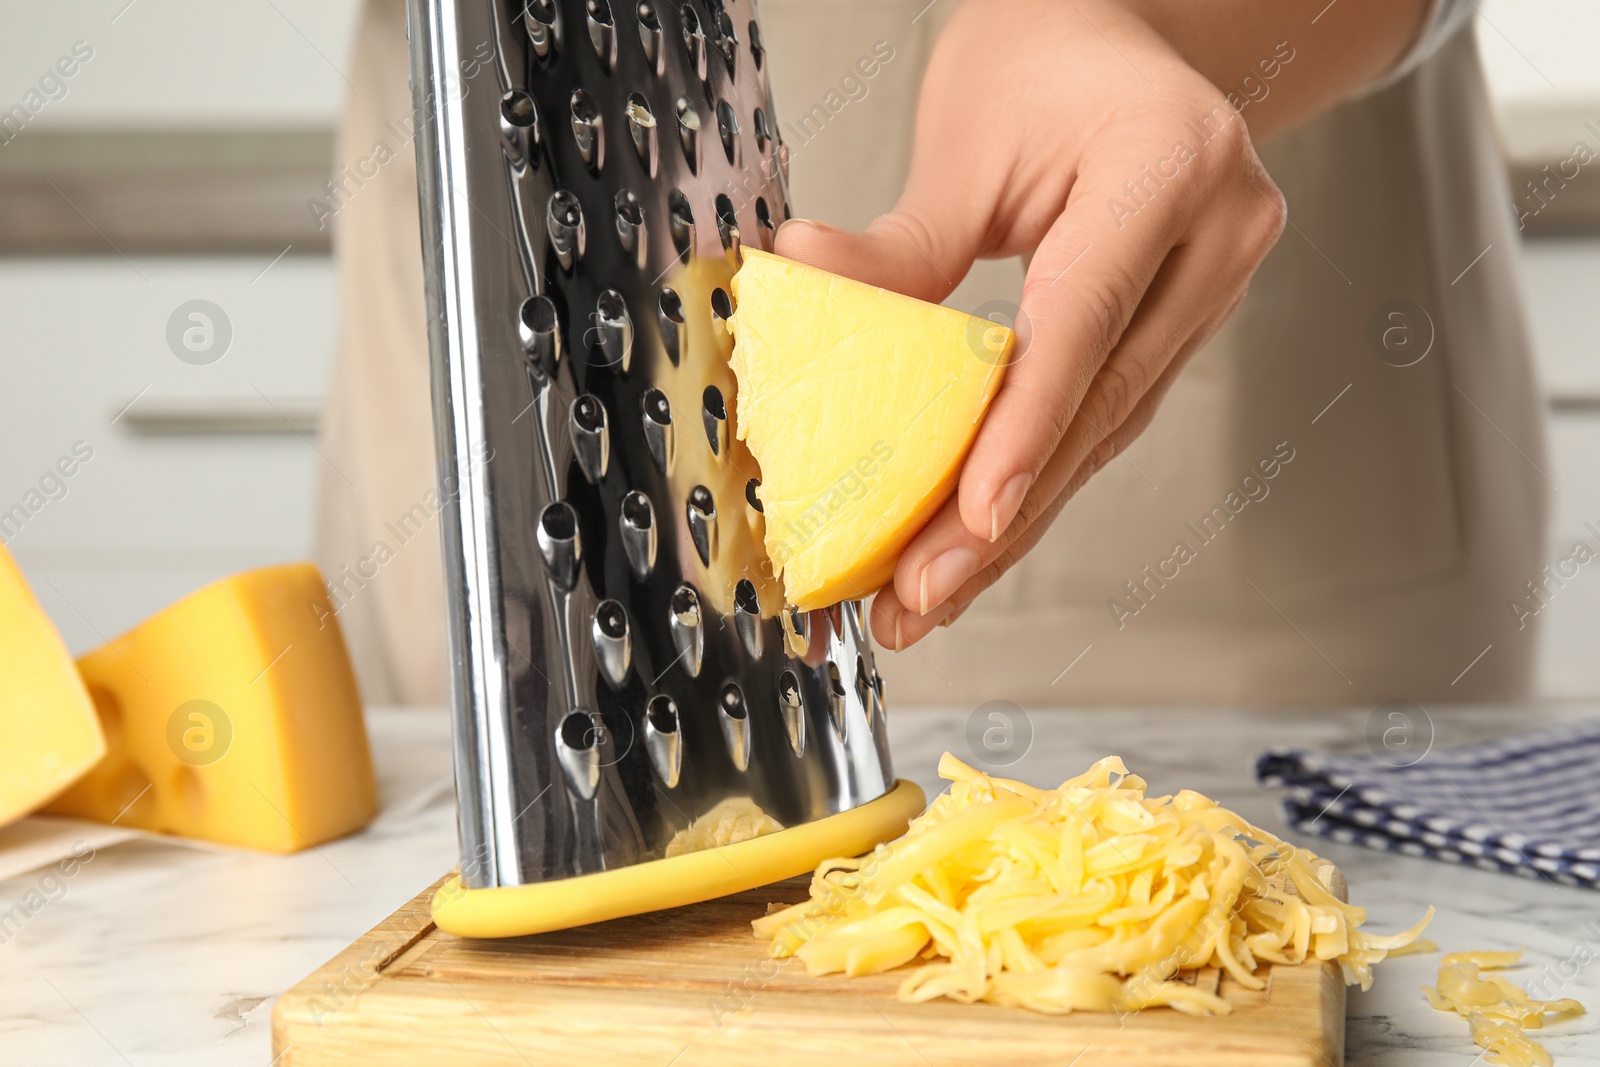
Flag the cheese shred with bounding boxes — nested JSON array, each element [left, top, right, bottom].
[[1425, 949, 1586, 1066], [754, 753, 1432, 1015]]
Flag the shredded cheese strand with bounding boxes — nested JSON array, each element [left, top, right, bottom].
[[754, 753, 1433, 1015], [1425, 949, 1587, 1066]]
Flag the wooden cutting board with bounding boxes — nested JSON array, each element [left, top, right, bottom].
[[272, 874, 1345, 1066]]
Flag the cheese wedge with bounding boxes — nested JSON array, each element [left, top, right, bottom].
[[0, 545, 106, 827], [46, 563, 377, 852], [727, 249, 1011, 610]]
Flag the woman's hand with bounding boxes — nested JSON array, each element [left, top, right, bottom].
[[777, 0, 1288, 650]]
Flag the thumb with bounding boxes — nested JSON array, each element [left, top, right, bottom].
[[772, 182, 987, 304]]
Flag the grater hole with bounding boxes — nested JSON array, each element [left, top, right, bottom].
[[643, 387, 671, 424], [687, 486, 716, 565], [519, 294, 558, 336], [525, 0, 561, 59], [710, 286, 733, 322], [714, 9, 737, 70], [658, 288, 684, 326], [714, 194, 739, 252], [596, 288, 628, 322], [572, 393, 605, 432], [596, 599, 628, 640], [615, 189, 646, 263], [735, 577, 759, 615], [748, 18, 763, 68], [571, 89, 601, 123], [657, 289, 684, 365], [550, 190, 582, 227], [501, 90, 535, 128], [625, 93, 655, 128], [702, 384, 726, 421], [668, 190, 695, 262], [547, 190, 586, 268], [615, 189, 643, 227], [670, 584, 699, 621], [702, 384, 727, 456], [755, 197, 774, 250], [570, 89, 605, 170], [745, 478, 763, 512], [753, 106, 769, 150], [592, 289, 634, 372], [624, 92, 657, 174], [827, 660, 847, 698], [715, 99, 740, 164], [646, 695, 679, 734], [636, 2, 664, 74], [560, 710, 599, 751], [622, 490, 654, 529], [720, 682, 747, 719], [520, 295, 561, 372], [570, 394, 608, 481], [541, 501, 578, 541], [679, 3, 707, 80], [779, 670, 802, 707], [856, 654, 872, 701], [586, 0, 616, 68], [675, 98, 700, 172]]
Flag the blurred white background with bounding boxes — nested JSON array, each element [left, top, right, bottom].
[[2, 0, 1598, 697]]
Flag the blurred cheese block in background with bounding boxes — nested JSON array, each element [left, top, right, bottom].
[[728, 249, 1011, 611], [46, 563, 377, 852], [0, 545, 107, 828]]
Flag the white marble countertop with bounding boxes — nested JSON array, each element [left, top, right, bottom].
[[3, 704, 1597, 1066]]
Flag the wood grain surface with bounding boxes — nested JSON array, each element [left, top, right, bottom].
[[272, 873, 1345, 1067]]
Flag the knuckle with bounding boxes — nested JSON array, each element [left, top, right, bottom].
[[1248, 184, 1288, 254], [1091, 358, 1146, 425], [875, 209, 940, 266], [1013, 484, 1047, 531], [1084, 273, 1139, 360], [1079, 437, 1120, 483]]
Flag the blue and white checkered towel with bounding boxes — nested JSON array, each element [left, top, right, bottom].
[[1256, 719, 1600, 890]]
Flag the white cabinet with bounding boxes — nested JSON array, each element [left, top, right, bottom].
[[0, 255, 336, 653]]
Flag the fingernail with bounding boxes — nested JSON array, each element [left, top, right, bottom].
[[989, 472, 1033, 543], [919, 547, 980, 615], [775, 217, 836, 240]]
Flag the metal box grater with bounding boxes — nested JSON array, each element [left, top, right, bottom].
[[405, 0, 898, 901]]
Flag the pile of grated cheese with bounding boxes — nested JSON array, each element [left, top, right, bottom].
[[1425, 949, 1586, 1066], [753, 752, 1433, 1015]]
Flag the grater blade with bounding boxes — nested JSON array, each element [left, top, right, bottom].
[[407, 0, 895, 891]]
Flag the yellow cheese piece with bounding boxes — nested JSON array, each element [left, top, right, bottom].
[[0, 545, 106, 827], [46, 563, 377, 852], [727, 248, 1011, 610], [663, 796, 784, 857]]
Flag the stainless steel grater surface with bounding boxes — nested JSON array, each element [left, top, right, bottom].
[[407, 0, 896, 892]]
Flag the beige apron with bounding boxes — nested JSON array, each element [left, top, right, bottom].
[[317, 0, 1546, 708]]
